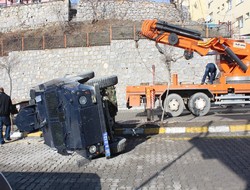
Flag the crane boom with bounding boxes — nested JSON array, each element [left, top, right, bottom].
[[141, 19, 249, 73], [126, 19, 250, 119]]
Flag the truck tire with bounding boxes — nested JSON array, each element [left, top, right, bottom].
[[65, 71, 95, 84], [109, 136, 126, 155], [86, 75, 118, 89], [163, 93, 184, 117], [76, 71, 95, 82], [188, 92, 210, 116]]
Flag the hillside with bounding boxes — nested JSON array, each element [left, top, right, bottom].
[[1, 19, 141, 39]]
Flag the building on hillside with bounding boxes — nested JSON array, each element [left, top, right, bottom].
[[183, 0, 250, 38], [184, 0, 208, 22], [206, 0, 250, 38]]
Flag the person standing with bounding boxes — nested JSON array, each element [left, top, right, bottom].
[[0, 87, 13, 144], [201, 62, 217, 85]]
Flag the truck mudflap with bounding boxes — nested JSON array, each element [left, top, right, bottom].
[[103, 132, 111, 158]]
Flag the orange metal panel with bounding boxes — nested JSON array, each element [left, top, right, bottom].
[[128, 95, 141, 107]]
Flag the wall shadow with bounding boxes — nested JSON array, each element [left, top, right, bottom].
[[189, 136, 250, 190], [135, 130, 250, 190], [2, 171, 100, 190]]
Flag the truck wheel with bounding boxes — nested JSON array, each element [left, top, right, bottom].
[[65, 71, 95, 84], [163, 93, 184, 117], [188, 92, 210, 116], [77, 71, 95, 80], [109, 136, 126, 154], [86, 75, 118, 89]]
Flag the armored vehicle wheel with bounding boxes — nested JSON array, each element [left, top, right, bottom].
[[65, 71, 95, 84], [188, 92, 210, 116], [109, 136, 126, 155], [163, 93, 184, 117], [86, 75, 118, 89]]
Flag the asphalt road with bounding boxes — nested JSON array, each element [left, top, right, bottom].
[[116, 105, 250, 127]]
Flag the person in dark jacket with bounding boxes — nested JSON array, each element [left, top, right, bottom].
[[0, 87, 13, 144], [201, 63, 217, 84]]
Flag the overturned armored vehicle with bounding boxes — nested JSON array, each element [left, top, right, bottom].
[[15, 72, 126, 159]]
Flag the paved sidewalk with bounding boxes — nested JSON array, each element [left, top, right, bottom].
[[16, 106, 250, 138], [1, 133, 250, 190]]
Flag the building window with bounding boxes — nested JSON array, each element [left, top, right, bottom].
[[237, 16, 243, 28], [246, 12, 250, 20], [217, 6, 220, 13], [227, 0, 232, 10], [236, 0, 244, 5], [208, 0, 213, 9], [208, 12, 213, 22]]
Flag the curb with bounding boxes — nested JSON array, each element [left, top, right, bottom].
[[19, 124, 250, 137], [26, 131, 43, 137], [114, 124, 250, 135], [11, 131, 43, 138]]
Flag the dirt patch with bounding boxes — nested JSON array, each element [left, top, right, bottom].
[[1, 19, 141, 38]]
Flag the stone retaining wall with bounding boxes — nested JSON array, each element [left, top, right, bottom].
[[0, 40, 214, 108], [0, 0, 213, 108], [75, 0, 187, 23], [0, 0, 69, 33]]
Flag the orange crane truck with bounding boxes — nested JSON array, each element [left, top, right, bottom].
[[126, 19, 250, 119]]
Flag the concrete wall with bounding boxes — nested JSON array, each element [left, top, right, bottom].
[[0, 0, 69, 33], [75, 0, 188, 23], [0, 0, 189, 33], [0, 40, 214, 108]]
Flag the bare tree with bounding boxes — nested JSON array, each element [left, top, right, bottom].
[[170, 0, 190, 26], [81, 0, 102, 24], [0, 55, 20, 96], [156, 43, 183, 83]]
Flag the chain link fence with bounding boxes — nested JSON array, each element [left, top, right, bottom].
[[0, 23, 231, 56]]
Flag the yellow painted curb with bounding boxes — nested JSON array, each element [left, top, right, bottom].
[[27, 131, 43, 137], [144, 128, 165, 134], [114, 128, 123, 135], [230, 124, 250, 132], [186, 127, 208, 133], [159, 128, 166, 134]]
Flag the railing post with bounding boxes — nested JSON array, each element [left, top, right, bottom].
[[42, 35, 45, 49], [22, 36, 24, 51], [64, 34, 67, 48], [110, 25, 112, 43], [1, 40, 3, 56], [86, 33, 89, 47]]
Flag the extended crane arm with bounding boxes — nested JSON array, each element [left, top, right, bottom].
[[141, 19, 210, 56], [140, 19, 249, 73]]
